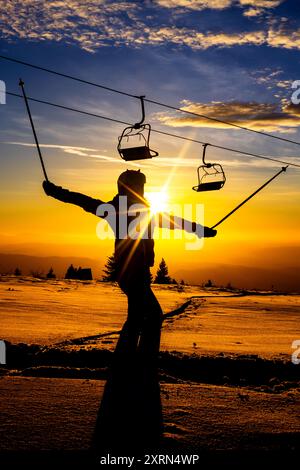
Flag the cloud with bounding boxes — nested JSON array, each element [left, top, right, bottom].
[[2, 137, 298, 171], [251, 68, 283, 86], [155, 100, 300, 132], [239, 1, 284, 18], [267, 26, 300, 50], [61, 148, 91, 156], [0, 0, 296, 52], [1, 141, 97, 153], [243, 8, 264, 17], [0, 141, 149, 166], [147, 28, 266, 49], [0, 0, 142, 52], [154, 0, 232, 10], [1, 141, 101, 157], [154, 0, 283, 9], [239, 0, 283, 7], [249, 69, 293, 102], [276, 80, 292, 89], [282, 103, 300, 117]]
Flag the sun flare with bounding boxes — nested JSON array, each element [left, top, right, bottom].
[[145, 190, 169, 215]]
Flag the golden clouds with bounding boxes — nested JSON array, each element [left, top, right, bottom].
[[0, 0, 297, 52], [156, 100, 300, 132], [154, 0, 232, 9], [155, 0, 283, 9]]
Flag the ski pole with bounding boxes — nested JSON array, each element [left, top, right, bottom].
[[19, 79, 48, 181], [211, 166, 288, 229]]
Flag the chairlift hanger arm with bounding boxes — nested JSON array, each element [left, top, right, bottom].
[[133, 95, 146, 129], [211, 166, 288, 230], [202, 143, 209, 166]]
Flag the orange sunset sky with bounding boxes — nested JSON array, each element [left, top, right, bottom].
[[0, 0, 300, 290]]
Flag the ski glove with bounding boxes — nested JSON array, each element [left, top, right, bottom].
[[42, 180, 60, 196], [204, 227, 217, 238]]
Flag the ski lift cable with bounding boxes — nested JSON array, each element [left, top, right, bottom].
[[6, 91, 130, 126], [1, 54, 300, 148], [11, 81, 296, 232], [5, 90, 300, 169]]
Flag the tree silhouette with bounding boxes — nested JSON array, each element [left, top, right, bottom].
[[102, 255, 118, 282], [46, 267, 56, 279], [226, 281, 234, 290], [154, 258, 172, 284], [14, 267, 21, 276], [77, 267, 93, 280], [30, 270, 44, 279], [65, 264, 77, 280]]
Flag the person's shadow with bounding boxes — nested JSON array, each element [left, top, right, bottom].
[[91, 318, 163, 456]]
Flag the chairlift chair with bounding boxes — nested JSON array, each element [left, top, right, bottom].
[[192, 143, 226, 192], [118, 123, 158, 161], [117, 96, 159, 161]]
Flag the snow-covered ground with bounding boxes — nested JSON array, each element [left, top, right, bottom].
[[1, 276, 299, 358], [1, 276, 299, 461], [0, 377, 299, 457]]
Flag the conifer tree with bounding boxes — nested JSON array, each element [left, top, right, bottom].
[[65, 264, 77, 279], [102, 255, 118, 282], [154, 258, 172, 284], [46, 267, 56, 279]]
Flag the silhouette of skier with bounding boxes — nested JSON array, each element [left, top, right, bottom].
[[43, 170, 215, 357], [43, 170, 216, 452]]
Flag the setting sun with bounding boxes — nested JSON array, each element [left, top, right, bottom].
[[145, 190, 169, 215]]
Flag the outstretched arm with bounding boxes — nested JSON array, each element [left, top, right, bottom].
[[157, 212, 217, 237], [43, 181, 103, 215]]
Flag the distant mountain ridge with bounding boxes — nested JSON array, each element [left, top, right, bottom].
[[0, 253, 102, 278], [0, 252, 299, 292], [175, 264, 300, 293]]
